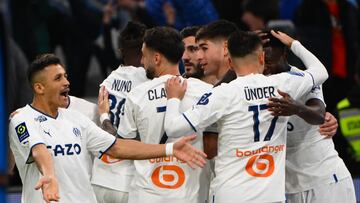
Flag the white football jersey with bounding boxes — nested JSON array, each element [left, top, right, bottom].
[[66, 96, 99, 177], [91, 65, 149, 192], [67, 96, 99, 125], [166, 71, 324, 203], [9, 105, 116, 203], [285, 67, 351, 193], [118, 75, 212, 202]]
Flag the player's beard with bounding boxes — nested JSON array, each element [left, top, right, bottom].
[[185, 63, 204, 79], [146, 65, 156, 79]]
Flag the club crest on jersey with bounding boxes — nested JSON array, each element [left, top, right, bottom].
[[197, 93, 212, 105], [34, 115, 47, 123], [73, 127, 81, 137], [287, 71, 305, 77], [15, 122, 29, 143]]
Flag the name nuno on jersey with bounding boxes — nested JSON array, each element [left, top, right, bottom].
[[111, 79, 132, 92]]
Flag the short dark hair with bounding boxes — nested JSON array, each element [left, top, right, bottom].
[[180, 26, 200, 39], [28, 54, 62, 85], [243, 0, 279, 24], [228, 31, 262, 58], [195, 20, 239, 42], [261, 30, 286, 54], [118, 21, 146, 50], [143, 26, 184, 64]]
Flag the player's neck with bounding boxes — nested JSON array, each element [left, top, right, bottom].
[[235, 63, 262, 76], [216, 64, 230, 81], [31, 96, 59, 118], [156, 64, 180, 77]]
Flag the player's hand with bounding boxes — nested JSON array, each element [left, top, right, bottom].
[[253, 30, 270, 45], [268, 89, 300, 116], [319, 112, 338, 138], [165, 76, 187, 100], [35, 175, 60, 203], [270, 30, 294, 47], [98, 86, 110, 115], [173, 135, 207, 169]]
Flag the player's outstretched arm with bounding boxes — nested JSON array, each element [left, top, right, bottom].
[[106, 135, 207, 169], [271, 30, 328, 86], [32, 144, 60, 203], [319, 112, 338, 138], [98, 86, 117, 135], [268, 89, 325, 124]]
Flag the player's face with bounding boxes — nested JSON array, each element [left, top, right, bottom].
[[263, 46, 287, 75], [41, 64, 70, 108], [141, 43, 156, 79], [182, 36, 204, 78], [197, 39, 224, 77]]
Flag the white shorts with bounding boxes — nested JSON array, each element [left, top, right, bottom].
[[286, 177, 356, 203], [92, 184, 128, 203]]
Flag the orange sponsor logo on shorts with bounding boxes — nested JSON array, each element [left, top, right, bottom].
[[151, 165, 185, 189]]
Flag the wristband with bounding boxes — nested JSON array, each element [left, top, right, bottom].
[[165, 143, 174, 156], [99, 113, 110, 124]]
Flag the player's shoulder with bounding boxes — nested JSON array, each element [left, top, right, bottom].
[[10, 105, 37, 124], [68, 96, 96, 109], [187, 77, 212, 89], [101, 65, 148, 87]]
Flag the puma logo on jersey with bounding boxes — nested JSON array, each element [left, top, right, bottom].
[[47, 143, 81, 156], [43, 130, 52, 137]]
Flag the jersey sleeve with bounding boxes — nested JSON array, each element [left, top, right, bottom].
[[9, 116, 46, 164], [79, 113, 116, 159], [117, 95, 138, 139], [305, 85, 326, 106], [290, 40, 328, 87], [165, 87, 230, 137]]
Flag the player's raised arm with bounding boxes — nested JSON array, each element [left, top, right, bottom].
[[98, 86, 117, 135], [105, 135, 206, 169], [271, 30, 328, 86]]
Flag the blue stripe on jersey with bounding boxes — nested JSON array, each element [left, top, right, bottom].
[[182, 113, 197, 132], [305, 71, 316, 88], [333, 174, 338, 183], [156, 106, 167, 113], [98, 138, 117, 159]]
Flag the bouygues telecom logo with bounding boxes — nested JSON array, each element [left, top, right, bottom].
[[151, 165, 185, 189]]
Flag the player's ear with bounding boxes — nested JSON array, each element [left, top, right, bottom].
[[223, 40, 229, 57], [259, 51, 265, 66], [228, 57, 234, 70], [33, 82, 45, 95], [154, 52, 161, 65]]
